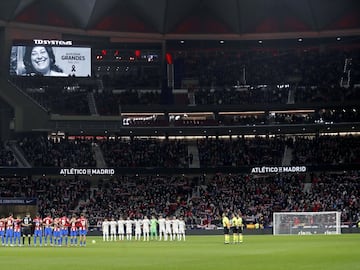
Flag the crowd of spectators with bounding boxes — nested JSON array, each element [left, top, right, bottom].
[[99, 138, 189, 168], [0, 176, 91, 217], [80, 175, 195, 226], [4, 135, 360, 169], [0, 141, 18, 167], [290, 135, 360, 165], [0, 171, 359, 228], [17, 136, 96, 167], [310, 172, 359, 223], [197, 136, 286, 167]]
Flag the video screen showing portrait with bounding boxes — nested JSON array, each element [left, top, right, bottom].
[[10, 43, 91, 77]]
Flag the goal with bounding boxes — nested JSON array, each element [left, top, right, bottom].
[[273, 211, 341, 235]]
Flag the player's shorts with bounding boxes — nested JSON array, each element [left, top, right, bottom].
[[6, 229, 14, 237], [34, 229, 42, 237], [0, 230, 5, 237], [238, 226, 243, 233], [223, 227, 229, 234], [14, 231, 21, 238], [22, 227, 32, 236], [61, 229, 68, 236], [44, 227, 53, 236], [79, 229, 87, 236], [53, 230, 61, 238], [231, 227, 238, 234], [70, 230, 78, 237]]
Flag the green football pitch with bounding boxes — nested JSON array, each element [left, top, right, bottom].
[[1, 234, 359, 270]]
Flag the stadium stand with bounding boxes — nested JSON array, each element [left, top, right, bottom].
[[99, 138, 189, 168], [0, 176, 91, 217], [290, 135, 360, 165], [1, 171, 356, 228], [17, 136, 96, 167], [1, 1, 360, 233]]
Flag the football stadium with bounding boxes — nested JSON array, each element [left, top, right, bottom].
[[0, 0, 359, 269]]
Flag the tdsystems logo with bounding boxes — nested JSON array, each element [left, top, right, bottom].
[[33, 39, 73, 46]]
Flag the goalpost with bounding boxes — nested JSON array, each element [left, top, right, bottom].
[[273, 211, 341, 235]]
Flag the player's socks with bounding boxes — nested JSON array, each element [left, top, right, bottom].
[[239, 235, 243, 243], [225, 235, 230, 243], [233, 234, 238, 243]]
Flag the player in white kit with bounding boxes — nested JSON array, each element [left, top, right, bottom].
[[172, 216, 180, 241], [158, 215, 166, 241], [117, 216, 125, 241], [125, 217, 133, 241], [142, 216, 150, 241], [102, 218, 110, 242], [134, 219, 142, 241], [165, 216, 173, 241], [109, 218, 117, 241], [178, 217, 186, 241]]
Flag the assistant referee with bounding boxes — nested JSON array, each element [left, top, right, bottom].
[[222, 213, 230, 244]]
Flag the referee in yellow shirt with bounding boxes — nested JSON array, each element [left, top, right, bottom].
[[222, 213, 230, 244], [236, 213, 244, 243], [231, 213, 238, 244]]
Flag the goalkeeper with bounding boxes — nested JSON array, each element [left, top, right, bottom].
[[150, 215, 158, 240]]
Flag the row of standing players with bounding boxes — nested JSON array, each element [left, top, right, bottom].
[[222, 212, 244, 244], [102, 215, 186, 242], [0, 212, 88, 247]]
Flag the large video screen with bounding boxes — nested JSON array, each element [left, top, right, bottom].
[[10, 40, 91, 77]]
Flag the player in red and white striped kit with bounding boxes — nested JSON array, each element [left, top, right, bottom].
[[78, 214, 88, 247], [53, 217, 61, 246], [5, 213, 14, 246], [13, 215, 22, 246], [59, 215, 69, 246], [33, 214, 43, 246], [69, 214, 78, 246], [43, 214, 53, 246], [0, 216, 5, 246]]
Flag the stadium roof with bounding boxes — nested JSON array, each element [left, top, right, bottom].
[[0, 0, 360, 40]]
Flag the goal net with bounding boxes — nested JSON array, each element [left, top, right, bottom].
[[273, 211, 341, 235]]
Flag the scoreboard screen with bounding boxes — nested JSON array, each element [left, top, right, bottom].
[[10, 39, 91, 77]]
